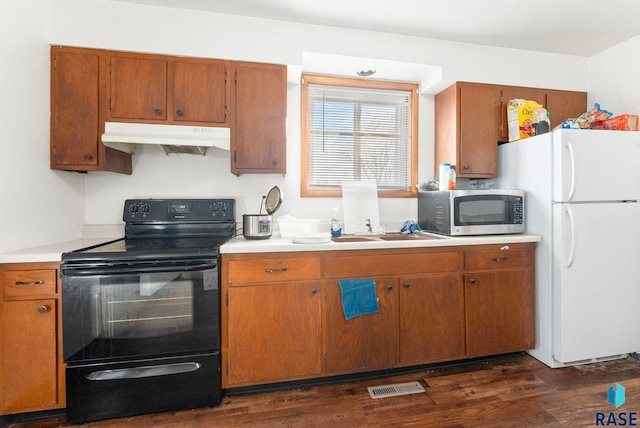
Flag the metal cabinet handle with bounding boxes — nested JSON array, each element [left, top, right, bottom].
[[491, 257, 509, 262], [176, 109, 183, 116], [154, 108, 162, 115], [463, 165, 471, 170], [15, 280, 45, 286], [84, 154, 93, 161], [272, 159, 278, 165], [37, 305, 50, 314], [311, 288, 318, 295], [404, 283, 410, 289], [387, 284, 393, 291], [265, 268, 288, 273], [469, 278, 476, 284]]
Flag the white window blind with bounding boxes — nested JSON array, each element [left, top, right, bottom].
[[305, 83, 413, 190]]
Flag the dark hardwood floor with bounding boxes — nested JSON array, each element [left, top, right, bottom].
[[8, 354, 640, 427]]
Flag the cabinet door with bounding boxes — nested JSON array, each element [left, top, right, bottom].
[[499, 87, 547, 140], [109, 55, 167, 120], [398, 273, 464, 365], [2, 299, 58, 412], [324, 278, 397, 375], [171, 60, 228, 123], [464, 269, 535, 357], [51, 49, 100, 167], [232, 62, 286, 174], [226, 282, 322, 386], [545, 90, 587, 129], [458, 84, 501, 177]]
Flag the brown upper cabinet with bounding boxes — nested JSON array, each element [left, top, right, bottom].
[[50, 46, 287, 175], [50, 46, 132, 174], [231, 62, 287, 175], [107, 53, 229, 125], [435, 82, 586, 178]]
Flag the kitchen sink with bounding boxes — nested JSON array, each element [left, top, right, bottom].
[[377, 232, 445, 241], [331, 236, 380, 242], [331, 232, 446, 243]]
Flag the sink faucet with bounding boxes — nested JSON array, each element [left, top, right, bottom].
[[365, 218, 372, 233]]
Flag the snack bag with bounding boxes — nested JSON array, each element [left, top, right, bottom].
[[508, 99, 544, 141], [591, 114, 639, 131], [561, 103, 613, 129]]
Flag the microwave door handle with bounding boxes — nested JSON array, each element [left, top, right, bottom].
[[62, 262, 218, 277], [565, 206, 576, 268]]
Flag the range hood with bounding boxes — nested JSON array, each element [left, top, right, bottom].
[[101, 122, 231, 156]]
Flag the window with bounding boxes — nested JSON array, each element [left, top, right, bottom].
[[301, 74, 418, 198]]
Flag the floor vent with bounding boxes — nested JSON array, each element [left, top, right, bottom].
[[367, 381, 425, 399]]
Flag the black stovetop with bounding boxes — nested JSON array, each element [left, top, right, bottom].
[[62, 199, 236, 263]]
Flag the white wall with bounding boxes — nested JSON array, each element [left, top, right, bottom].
[[47, 0, 591, 232], [3, 0, 601, 252], [0, 1, 85, 253], [588, 34, 640, 114]]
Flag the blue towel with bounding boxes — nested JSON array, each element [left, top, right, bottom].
[[338, 279, 379, 320], [400, 220, 422, 234]]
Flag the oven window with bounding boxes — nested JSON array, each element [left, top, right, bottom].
[[454, 195, 510, 226], [62, 267, 219, 363]]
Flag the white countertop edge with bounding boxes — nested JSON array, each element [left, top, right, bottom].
[[0, 238, 121, 264], [220, 234, 542, 254]]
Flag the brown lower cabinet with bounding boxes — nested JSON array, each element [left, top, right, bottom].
[[221, 242, 536, 388], [398, 272, 465, 365], [0, 263, 65, 415], [324, 277, 398, 375]]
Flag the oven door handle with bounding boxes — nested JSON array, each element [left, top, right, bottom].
[[85, 362, 201, 381], [62, 262, 217, 276]]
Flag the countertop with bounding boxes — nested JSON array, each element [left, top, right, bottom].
[[0, 238, 120, 264], [220, 233, 542, 254], [0, 232, 542, 262]]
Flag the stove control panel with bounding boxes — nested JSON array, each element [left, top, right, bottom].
[[124, 199, 235, 222]]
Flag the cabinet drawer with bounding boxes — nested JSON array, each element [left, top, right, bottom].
[[227, 257, 321, 284], [324, 251, 459, 278], [464, 245, 533, 271], [3, 270, 57, 296]]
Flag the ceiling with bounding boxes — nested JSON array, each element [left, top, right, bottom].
[[110, 0, 640, 57]]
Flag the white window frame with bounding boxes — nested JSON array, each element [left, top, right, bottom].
[[301, 74, 418, 198]]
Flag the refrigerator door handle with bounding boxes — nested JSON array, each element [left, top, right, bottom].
[[566, 138, 576, 201], [565, 205, 576, 268]]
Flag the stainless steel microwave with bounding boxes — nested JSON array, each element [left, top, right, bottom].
[[418, 189, 525, 236]]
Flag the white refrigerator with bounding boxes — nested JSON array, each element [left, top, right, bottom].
[[496, 129, 640, 368]]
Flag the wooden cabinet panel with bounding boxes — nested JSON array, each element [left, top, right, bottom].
[[226, 282, 322, 386], [109, 54, 168, 121], [170, 60, 228, 123], [324, 278, 397, 375], [398, 273, 465, 365], [227, 257, 320, 284], [2, 299, 59, 412], [458, 84, 501, 176], [324, 250, 459, 278], [435, 82, 501, 178], [464, 269, 535, 357], [232, 62, 287, 174], [3, 269, 57, 296], [50, 46, 132, 174], [464, 245, 533, 271], [546, 90, 588, 129], [51, 48, 100, 167]]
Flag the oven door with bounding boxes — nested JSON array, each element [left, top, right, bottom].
[[61, 258, 219, 364]]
